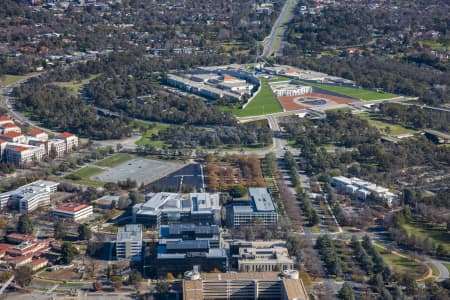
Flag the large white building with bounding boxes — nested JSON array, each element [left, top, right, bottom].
[[228, 188, 278, 228], [52, 203, 93, 222], [0, 180, 59, 212], [116, 224, 143, 261], [331, 176, 397, 206], [133, 192, 221, 227], [269, 81, 312, 97]]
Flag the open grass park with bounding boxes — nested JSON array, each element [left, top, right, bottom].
[[233, 77, 283, 117], [303, 81, 397, 101], [52, 74, 100, 95], [357, 113, 417, 136], [402, 221, 450, 253], [0, 74, 30, 87], [374, 244, 427, 280], [134, 121, 169, 148], [64, 166, 105, 187]]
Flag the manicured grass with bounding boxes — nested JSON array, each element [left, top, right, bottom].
[[357, 113, 417, 136], [299, 80, 397, 101], [70, 166, 104, 178], [402, 221, 450, 253], [429, 262, 441, 278], [52, 74, 100, 95], [94, 153, 134, 168], [0, 74, 29, 87], [443, 263, 450, 274], [374, 244, 426, 279], [135, 122, 169, 148], [233, 77, 283, 117]]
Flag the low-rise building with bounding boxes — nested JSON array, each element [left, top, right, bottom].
[[331, 176, 396, 206], [182, 270, 308, 300], [227, 188, 278, 228], [0, 180, 59, 212], [230, 240, 295, 272], [52, 203, 93, 222], [270, 81, 312, 97], [116, 224, 143, 261]]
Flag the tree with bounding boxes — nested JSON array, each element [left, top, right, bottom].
[[338, 282, 355, 300], [229, 185, 247, 198], [54, 219, 66, 239], [155, 280, 170, 294], [92, 281, 103, 291], [128, 271, 142, 285], [61, 241, 78, 264], [78, 224, 92, 240], [18, 214, 33, 234], [15, 266, 32, 287]]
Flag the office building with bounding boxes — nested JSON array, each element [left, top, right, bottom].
[[58, 132, 79, 152], [116, 224, 143, 261], [331, 176, 397, 206], [0, 180, 59, 212], [159, 224, 221, 248], [52, 203, 93, 222], [156, 224, 226, 277], [183, 270, 308, 300], [227, 188, 278, 228], [133, 192, 221, 227], [230, 240, 295, 272]]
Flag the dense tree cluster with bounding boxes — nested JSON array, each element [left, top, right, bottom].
[[315, 235, 344, 277], [157, 121, 272, 149], [13, 83, 131, 139]]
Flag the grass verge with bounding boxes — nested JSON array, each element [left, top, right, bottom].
[[94, 153, 134, 168]]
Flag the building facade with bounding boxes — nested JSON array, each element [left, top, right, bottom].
[[116, 224, 143, 261], [52, 203, 93, 222]]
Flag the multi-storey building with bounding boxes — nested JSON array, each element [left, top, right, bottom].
[[27, 129, 49, 141], [52, 203, 93, 222], [230, 240, 295, 272], [116, 224, 143, 261], [0, 180, 59, 212], [4, 144, 45, 166], [58, 132, 79, 152], [227, 188, 278, 228], [0, 122, 21, 134], [133, 192, 221, 227], [0, 132, 26, 144]]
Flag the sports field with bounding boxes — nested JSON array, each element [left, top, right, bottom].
[[233, 77, 283, 117]]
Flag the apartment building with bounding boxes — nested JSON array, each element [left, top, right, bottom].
[[52, 203, 93, 222], [0, 122, 21, 134], [4, 144, 45, 166], [27, 129, 49, 141], [116, 224, 143, 261]]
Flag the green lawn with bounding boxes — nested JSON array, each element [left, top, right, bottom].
[[135, 122, 169, 147], [64, 165, 105, 187], [402, 221, 450, 253], [429, 262, 441, 278], [52, 74, 100, 95], [233, 77, 283, 117], [0, 74, 29, 87], [374, 244, 426, 279], [94, 153, 134, 168], [70, 166, 104, 178], [299, 80, 397, 101], [357, 113, 417, 136], [443, 263, 450, 274]]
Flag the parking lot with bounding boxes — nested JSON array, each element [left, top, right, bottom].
[[91, 158, 184, 185]]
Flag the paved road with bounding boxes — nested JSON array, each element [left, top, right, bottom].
[[428, 258, 450, 282], [262, 0, 298, 57]]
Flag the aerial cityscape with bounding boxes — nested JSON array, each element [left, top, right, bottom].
[[0, 0, 449, 299]]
